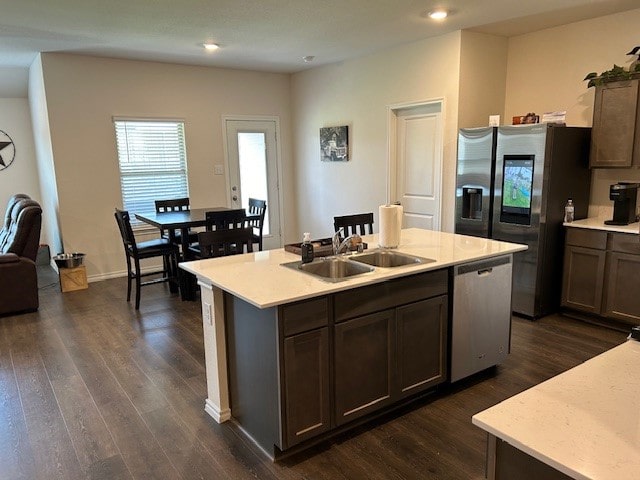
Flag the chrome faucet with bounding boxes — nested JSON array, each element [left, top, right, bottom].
[[333, 227, 363, 255]]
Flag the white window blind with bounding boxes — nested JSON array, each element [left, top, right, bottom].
[[114, 120, 189, 227]]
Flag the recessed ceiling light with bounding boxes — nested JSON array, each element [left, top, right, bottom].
[[303, 55, 315, 63], [202, 42, 220, 51], [428, 9, 448, 20]]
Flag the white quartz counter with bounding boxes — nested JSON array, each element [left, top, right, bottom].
[[565, 217, 640, 234], [180, 228, 527, 309], [473, 339, 640, 480]]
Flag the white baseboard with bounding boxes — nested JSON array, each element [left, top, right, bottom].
[[204, 398, 231, 423]]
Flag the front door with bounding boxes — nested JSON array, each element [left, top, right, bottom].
[[389, 101, 443, 230], [224, 118, 282, 250]]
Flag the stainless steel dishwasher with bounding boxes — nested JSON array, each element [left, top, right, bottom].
[[451, 254, 513, 382]]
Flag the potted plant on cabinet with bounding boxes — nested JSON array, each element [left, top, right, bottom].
[[584, 46, 640, 87]]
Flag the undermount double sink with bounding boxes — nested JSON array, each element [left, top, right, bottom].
[[282, 249, 435, 282]]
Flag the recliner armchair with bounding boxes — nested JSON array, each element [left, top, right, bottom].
[[0, 194, 42, 316]]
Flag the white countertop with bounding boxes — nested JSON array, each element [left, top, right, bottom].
[[565, 217, 640, 234], [180, 228, 527, 309], [472, 339, 640, 480]]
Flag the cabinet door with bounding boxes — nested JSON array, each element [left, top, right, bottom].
[[603, 252, 640, 324], [561, 245, 605, 314], [283, 327, 330, 447], [590, 79, 640, 168], [334, 310, 394, 426], [396, 296, 448, 398]]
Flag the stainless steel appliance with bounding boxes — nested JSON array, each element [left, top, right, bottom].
[[451, 255, 512, 382], [455, 124, 591, 318], [605, 182, 639, 225]]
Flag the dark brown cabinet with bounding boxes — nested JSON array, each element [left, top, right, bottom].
[[396, 296, 448, 398], [590, 79, 640, 168], [562, 228, 640, 325], [283, 327, 330, 447], [333, 271, 448, 425], [280, 297, 330, 448], [334, 310, 394, 425], [561, 229, 606, 313]]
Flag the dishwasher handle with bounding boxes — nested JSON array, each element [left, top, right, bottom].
[[477, 267, 492, 276], [454, 255, 511, 276]]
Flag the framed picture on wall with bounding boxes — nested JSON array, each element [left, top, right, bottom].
[[320, 125, 349, 162]]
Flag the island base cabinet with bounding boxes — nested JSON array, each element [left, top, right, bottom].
[[282, 327, 330, 448], [334, 296, 449, 426], [334, 310, 394, 426], [396, 296, 448, 398]]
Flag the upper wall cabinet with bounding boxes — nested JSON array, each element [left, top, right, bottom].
[[590, 79, 640, 168]]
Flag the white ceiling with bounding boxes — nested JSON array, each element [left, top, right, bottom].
[[0, 0, 637, 74]]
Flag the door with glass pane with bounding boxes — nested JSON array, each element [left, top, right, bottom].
[[224, 119, 282, 250]]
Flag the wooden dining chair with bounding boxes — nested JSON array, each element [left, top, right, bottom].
[[154, 198, 199, 245], [204, 208, 247, 231], [195, 227, 254, 259], [334, 212, 374, 236], [114, 208, 179, 309], [247, 198, 267, 251], [187, 208, 247, 258]]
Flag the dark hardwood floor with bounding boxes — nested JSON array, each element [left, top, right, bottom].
[[0, 277, 627, 479]]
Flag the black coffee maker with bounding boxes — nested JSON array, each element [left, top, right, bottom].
[[604, 182, 639, 225]]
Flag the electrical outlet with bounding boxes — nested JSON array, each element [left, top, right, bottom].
[[203, 302, 212, 325], [214, 165, 224, 175]]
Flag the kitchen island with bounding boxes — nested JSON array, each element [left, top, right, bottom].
[[180, 228, 526, 457], [472, 338, 640, 480]]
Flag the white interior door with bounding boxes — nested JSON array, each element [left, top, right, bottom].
[[391, 102, 443, 230], [224, 118, 282, 249]]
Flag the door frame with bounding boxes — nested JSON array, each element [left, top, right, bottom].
[[221, 114, 285, 247], [386, 98, 445, 230]]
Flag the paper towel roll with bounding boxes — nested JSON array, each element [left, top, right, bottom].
[[378, 204, 403, 248]]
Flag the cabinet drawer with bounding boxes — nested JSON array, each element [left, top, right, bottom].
[[334, 270, 448, 322], [565, 228, 607, 249], [281, 297, 328, 337], [608, 232, 640, 255]]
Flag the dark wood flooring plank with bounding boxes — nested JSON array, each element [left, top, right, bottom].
[[0, 320, 37, 480], [142, 406, 257, 480], [49, 373, 122, 475], [10, 321, 84, 479]]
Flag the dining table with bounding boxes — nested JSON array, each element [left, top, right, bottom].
[[135, 207, 260, 300]]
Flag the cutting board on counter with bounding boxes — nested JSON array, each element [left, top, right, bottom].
[[285, 238, 368, 257]]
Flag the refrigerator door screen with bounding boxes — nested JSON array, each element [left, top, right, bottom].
[[499, 154, 534, 225]]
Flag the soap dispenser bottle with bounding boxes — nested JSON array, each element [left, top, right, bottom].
[[301, 232, 314, 263]]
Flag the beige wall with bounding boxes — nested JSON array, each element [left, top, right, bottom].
[[291, 31, 463, 237], [39, 53, 292, 279], [0, 98, 41, 221], [505, 8, 640, 212], [458, 31, 508, 129]]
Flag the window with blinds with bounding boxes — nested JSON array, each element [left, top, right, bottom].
[[114, 119, 189, 227]]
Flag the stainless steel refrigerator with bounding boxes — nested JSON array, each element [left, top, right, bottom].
[[455, 124, 591, 318]]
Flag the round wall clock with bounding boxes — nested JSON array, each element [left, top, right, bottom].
[[0, 130, 16, 171]]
